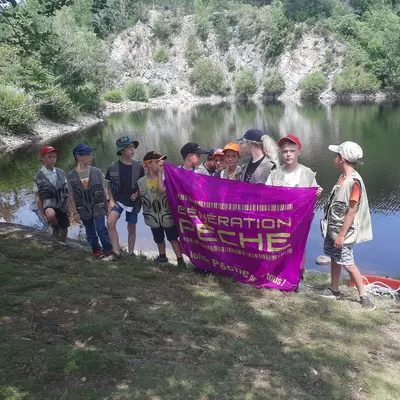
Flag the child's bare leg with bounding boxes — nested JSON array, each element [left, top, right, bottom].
[[157, 240, 166, 256], [59, 228, 68, 243], [107, 211, 121, 254], [331, 260, 342, 291], [45, 208, 57, 226], [344, 264, 367, 296], [170, 240, 182, 259], [127, 223, 136, 254]]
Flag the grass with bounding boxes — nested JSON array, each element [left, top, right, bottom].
[[0, 225, 400, 399]]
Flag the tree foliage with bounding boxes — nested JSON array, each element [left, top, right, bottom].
[[235, 69, 257, 98], [333, 66, 381, 94], [299, 71, 327, 101], [189, 58, 226, 96], [125, 82, 148, 102], [264, 70, 285, 97]]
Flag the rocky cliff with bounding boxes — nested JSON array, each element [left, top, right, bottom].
[[110, 10, 345, 102]]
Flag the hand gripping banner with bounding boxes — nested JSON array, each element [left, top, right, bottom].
[[164, 164, 317, 291]]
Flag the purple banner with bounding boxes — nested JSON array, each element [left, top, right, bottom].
[[164, 164, 316, 291]]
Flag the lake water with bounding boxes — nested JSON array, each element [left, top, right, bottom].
[[1, 102, 399, 275]]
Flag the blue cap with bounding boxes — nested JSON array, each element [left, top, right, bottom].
[[73, 144, 96, 157], [238, 129, 264, 142]]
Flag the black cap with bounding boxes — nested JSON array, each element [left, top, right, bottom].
[[180, 142, 209, 158], [143, 151, 167, 162], [238, 129, 264, 143], [207, 148, 217, 160]]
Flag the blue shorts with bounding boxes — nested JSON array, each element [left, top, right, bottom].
[[111, 204, 138, 224]]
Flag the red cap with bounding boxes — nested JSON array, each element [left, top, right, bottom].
[[278, 135, 302, 150], [40, 146, 60, 157]]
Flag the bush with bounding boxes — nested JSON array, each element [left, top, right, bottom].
[[284, 0, 334, 22], [153, 16, 171, 41], [171, 86, 178, 95], [196, 15, 210, 42], [189, 58, 226, 96], [40, 89, 77, 122], [299, 71, 327, 101], [0, 88, 38, 132], [153, 46, 170, 63], [264, 70, 286, 97], [148, 83, 165, 98], [68, 83, 101, 112], [186, 36, 203, 68], [102, 89, 124, 103], [235, 69, 258, 98], [125, 82, 148, 102], [333, 66, 381, 94], [211, 13, 232, 52], [226, 55, 236, 72]]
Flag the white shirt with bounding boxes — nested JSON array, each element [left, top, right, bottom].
[[265, 166, 318, 187]]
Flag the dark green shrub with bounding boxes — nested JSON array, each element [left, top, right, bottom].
[[125, 82, 148, 102], [171, 86, 178, 95], [153, 16, 171, 41], [148, 83, 165, 98], [226, 55, 236, 72], [299, 71, 327, 101], [264, 70, 286, 97], [235, 69, 257, 98], [186, 36, 203, 68], [68, 83, 101, 112], [189, 58, 225, 96], [0, 88, 38, 132], [196, 15, 210, 42], [333, 66, 381, 94], [40, 89, 78, 122], [102, 89, 124, 103], [153, 46, 170, 63]]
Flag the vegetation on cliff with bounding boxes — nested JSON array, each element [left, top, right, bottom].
[[1, 0, 400, 133]]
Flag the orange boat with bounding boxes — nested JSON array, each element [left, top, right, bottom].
[[350, 274, 400, 292]]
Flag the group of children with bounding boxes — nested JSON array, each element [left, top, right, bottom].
[[33, 128, 375, 310]]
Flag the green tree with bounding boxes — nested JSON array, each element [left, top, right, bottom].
[[235, 69, 257, 98], [264, 69, 285, 98], [189, 58, 226, 96], [125, 82, 148, 102], [333, 66, 381, 94], [299, 71, 327, 101], [283, 0, 333, 22]]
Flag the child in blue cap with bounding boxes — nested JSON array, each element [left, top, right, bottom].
[[67, 144, 114, 260], [105, 136, 145, 258]]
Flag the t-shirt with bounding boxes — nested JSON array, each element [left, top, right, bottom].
[[338, 176, 361, 203], [33, 166, 66, 193], [146, 177, 158, 200], [77, 169, 90, 189], [243, 156, 265, 183], [265, 166, 318, 187], [105, 161, 141, 207]]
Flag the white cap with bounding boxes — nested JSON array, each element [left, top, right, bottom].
[[328, 141, 364, 164]]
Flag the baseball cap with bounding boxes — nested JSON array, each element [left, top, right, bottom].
[[40, 145, 60, 157], [238, 129, 264, 142], [222, 142, 241, 154], [278, 135, 302, 150], [180, 142, 208, 158], [116, 136, 139, 155], [328, 141, 364, 164], [209, 148, 224, 159], [73, 144, 97, 157], [143, 151, 167, 164]]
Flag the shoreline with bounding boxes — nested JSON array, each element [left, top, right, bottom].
[[1, 92, 399, 155]]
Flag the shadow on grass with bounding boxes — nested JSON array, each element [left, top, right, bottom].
[[1, 224, 400, 400]]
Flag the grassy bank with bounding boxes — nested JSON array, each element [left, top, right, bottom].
[[1, 225, 400, 400]]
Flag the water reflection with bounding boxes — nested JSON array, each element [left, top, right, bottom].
[[1, 102, 399, 275]]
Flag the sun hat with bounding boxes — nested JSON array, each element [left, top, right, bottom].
[[222, 142, 241, 154], [328, 141, 364, 164], [116, 136, 139, 156], [40, 145, 60, 157], [278, 135, 302, 150], [73, 144, 97, 158], [180, 142, 209, 158]]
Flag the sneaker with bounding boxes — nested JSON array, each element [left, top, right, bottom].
[[155, 256, 168, 264], [177, 259, 186, 269], [296, 278, 306, 293], [319, 287, 341, 299], [93, 250, 104, 260], [102, 251, 116, 261], [114, 253, 122, 260], [360, 295, 376, 310]]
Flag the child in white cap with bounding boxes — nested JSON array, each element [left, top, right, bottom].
[[320, 141, 374, 310]]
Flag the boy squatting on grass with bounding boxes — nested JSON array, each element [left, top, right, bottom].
[[136, 151, 186, 268], [33, 146, 69, 242], [320, 141, 375, 310], [266, 135, 323, 291], [67, 144, 115, 261], [105, 136, 145, 258]]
